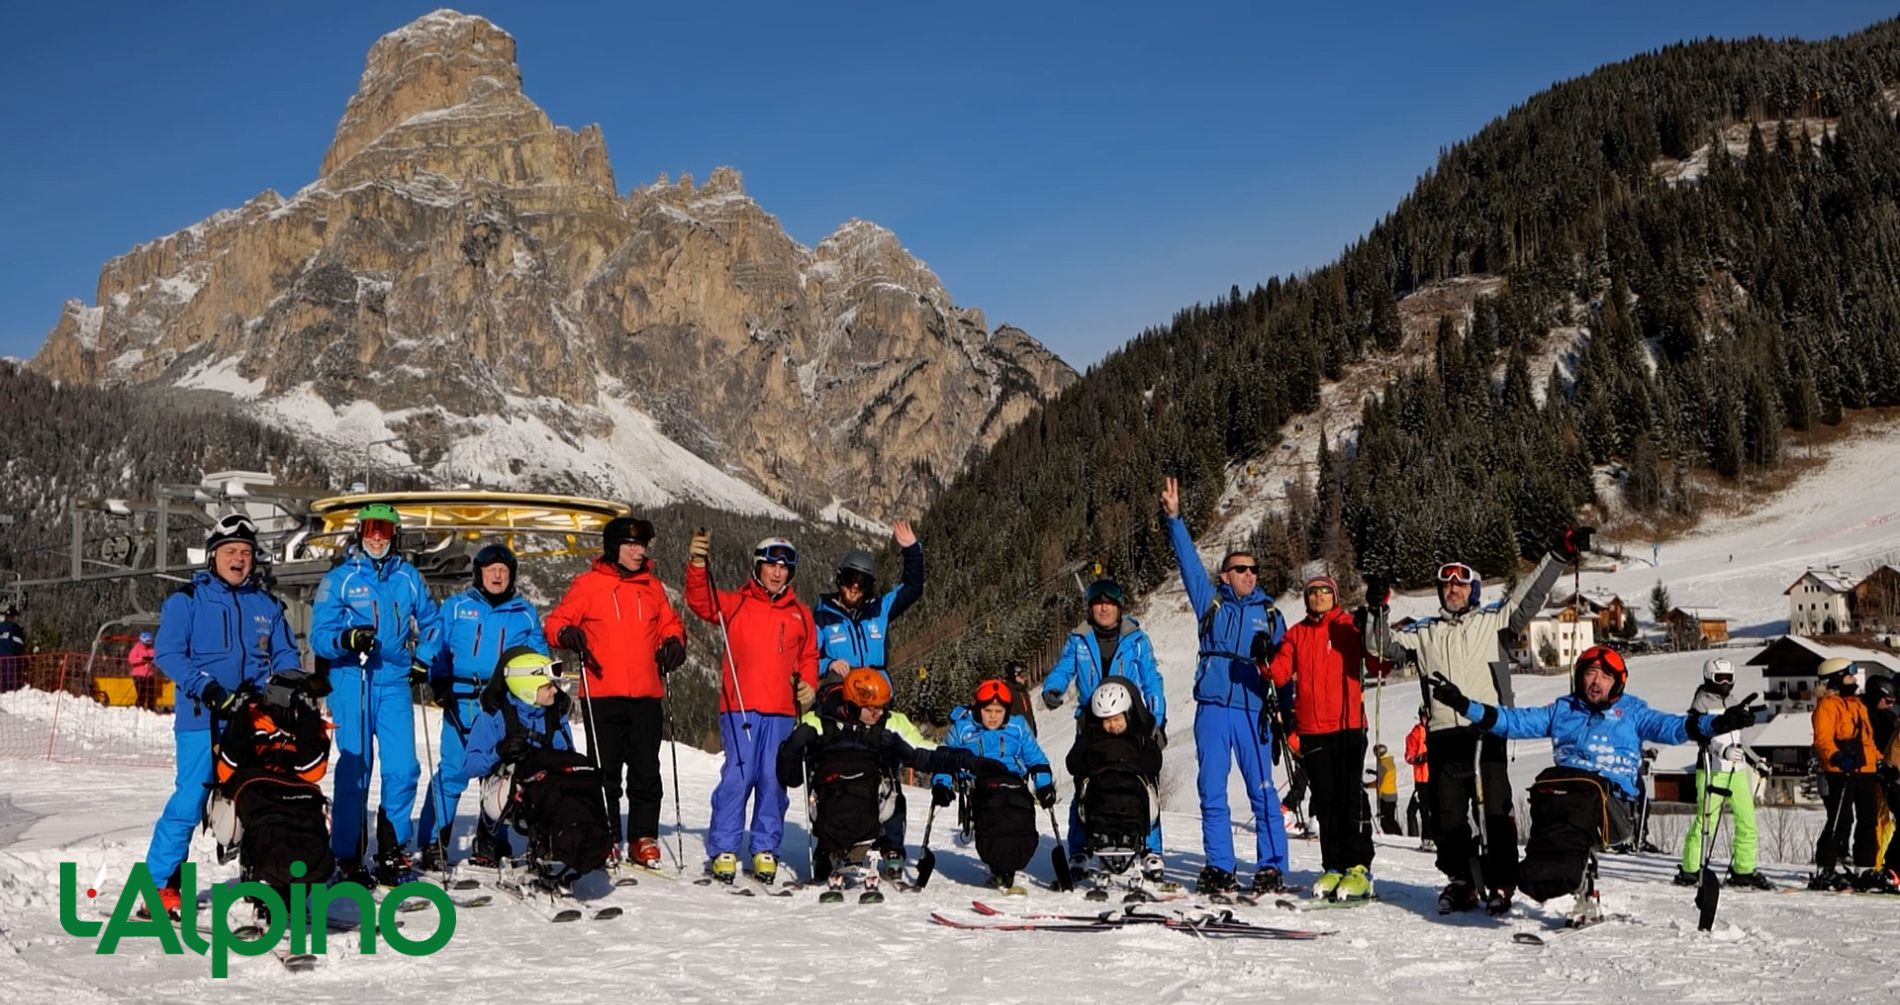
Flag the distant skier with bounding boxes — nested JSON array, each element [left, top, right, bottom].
[[1404, 705, 1434, 847], [0, 604, 24, 692], [128, 631, 159, 711], [1369, 744, 1402, 836]]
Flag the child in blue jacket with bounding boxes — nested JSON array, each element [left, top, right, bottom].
[[936, 679, 1055, 892]]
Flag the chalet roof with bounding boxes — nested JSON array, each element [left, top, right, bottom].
[[1745, 635, 1900, 677], [1785, 568, 1858, 595], [1669, 606, 1732, 622], [1553, 588, 1623, 610], [1749, 713, 1813, 749]]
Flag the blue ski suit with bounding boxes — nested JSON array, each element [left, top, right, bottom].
[[1167, 515, 1289, 875], [145, 570, 301, 887], [1044, 617, 1167, 854], [311, 549, 443, 861], [463, 695, 576, 780], [934, 716, 1053, 790], [418, 588, 547, 851], [1471, 693, 1719, 802]]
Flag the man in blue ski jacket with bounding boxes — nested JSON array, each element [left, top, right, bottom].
[[1042, 577, 1167, 864], [1162, 475, 1291, 896], [813, 520, 923, 875], [142, 514, 302, 919], [311, 502, 443, 886], [417, 543, 546, 873]]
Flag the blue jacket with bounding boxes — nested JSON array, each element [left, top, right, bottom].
[[311, 550, 443, 683], [154, 570, 301, 732], [934, 715, 1053, 789], [0, 618, 23, 658], [464, 695, 575, 779], [1167, 516, 1284, 712], [432, 589, 548, 707], [814, 542, 925, 678], [1044, 618, 1166, 729], [1475, 693, 1719, 801]]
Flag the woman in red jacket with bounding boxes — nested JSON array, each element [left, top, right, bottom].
[[684, 531, 819, 887], [544, 517, 687, 869], [1267, 574, 1375, 901]]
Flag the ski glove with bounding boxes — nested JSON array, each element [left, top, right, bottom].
[[1362, 575, 1390, 614], [932, 783, 955, 807], [198, 680, 246, 715], [656, 638, 687, 676], [1041, 690, 1062, 711], [1427, 673, 1470, 715], [1035, 784, 1057, 809], [1708, 694, 1761, 736], [408, 659, 430, 687], [1249, 632, 1276, 665], [306, 667, 334, 699], [688, 530, 712, 565], [496, 732, 531, 766], [1553, 526, 1596, 562], [556, 626, 587, 655], [340, 626, 377, 655]]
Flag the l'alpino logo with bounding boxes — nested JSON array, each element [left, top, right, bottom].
[[60, 861, 457, 977]]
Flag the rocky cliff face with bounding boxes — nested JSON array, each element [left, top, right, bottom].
[[31, 9, 1073, 516]]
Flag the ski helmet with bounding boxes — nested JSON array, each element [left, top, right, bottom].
[[1818, 657, 1859, 691], [502, 650, 564, 704], [601, 517, 655, 560], [354, 503, 401, 555], [753, 537, 798, 573], [1373, 744, 1389, 756], [1436, 562, 1481, 608], [1572, 645, 1628, 706], [1090, 679, 1135, 718], [204, 513, 258, 556], [973, 678, 1013, 710], [841, 667, 891, 710], [473, 542, 518, 580], [1702, 657, 1736, 695], [836, 549, 877, 590], [137, 631, 153, 645], [1084, 578, 1126, 608], [1864, 674, 1896, 703]]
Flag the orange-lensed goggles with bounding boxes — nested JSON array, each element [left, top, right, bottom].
[[974, 679, 1014, 707]]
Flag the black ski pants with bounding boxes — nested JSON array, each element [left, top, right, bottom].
[[1427, 726, 1518, 890], [1301, 729, 1373, 872], [1407, 779, 1436, 837], [585, 696, 664, 844], [1817, 772, 1877, 871]]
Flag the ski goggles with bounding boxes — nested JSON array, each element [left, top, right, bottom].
[[757, 545, 797, 567], [974, 679, 1014, 707], [1435, 562, 1478, 585], [210, 513, 258, 540], [1084, 582, 1126, 606], [504, 657, 569, 682], [1575, 645, 1627, 678], [359, 518, 398, 540], [836, 569, 875, 592]]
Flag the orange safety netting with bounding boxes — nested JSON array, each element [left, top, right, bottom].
[[0, 653, 176, 768]]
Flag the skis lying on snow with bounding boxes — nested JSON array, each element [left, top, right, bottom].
[[691, 872, 798, 897], [1209, 886, 1307, 908], [945, 902, 1325, 940], [1275, 895, 1375, 912], [491, 878, 624, 922], [1511, 913, 1638, 946]]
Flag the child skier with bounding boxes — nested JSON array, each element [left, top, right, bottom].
[[1066, 676, 1168, 898], [778, 669, 987, 902], [1428, 646, 1757, 923], [465, 647, 614, 889], [934, 678, 1057, 894]]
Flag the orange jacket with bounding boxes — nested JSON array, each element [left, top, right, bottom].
[[1267, 605, 1366, 735], [1405, 723, 1430, 783], [684, 563, 819, 717], [544, 560, 686, 700], [1813, 693, 1877, 774]]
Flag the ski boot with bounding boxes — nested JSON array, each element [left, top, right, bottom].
[[1196, 864, 1239, 897], [1854, 868, 1898, 893], [1483, 886, 1514, 916], [877, 848, 906, 883], [374, 848, 420, 888], [333, 859, 376, 888], [1725, 869, 1775, 891], [988, 871, 1026, 896], [1673, 868, 1700, 887], [709, 852, 740, 885], [417, 840, 448, 877], [820, 871, 847, 904], [1564, 889, 1603, 927], [750, 851, 778, 887], [1140, 852, 1167, 885], [1417, 838, 1436, 852], [632, 837, 663, 869], [1250, 866, 1288, 897], [1335, 865, 1374, 902], [1313, 870, 1344, 900], [1808, 867, 1852, 892], [134, 885, 185, 922], [468, 827, 507, 870], [1068, 851, 1091, 877], [1437, 879, 1478, 914], [859, 866, 885, 905]]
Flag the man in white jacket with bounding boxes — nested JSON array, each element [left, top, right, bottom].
[[1676, 657, 1774, 889]]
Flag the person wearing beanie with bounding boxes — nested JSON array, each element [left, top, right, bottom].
[[418, 543, 548, 873], [543, 515, 686, 870]]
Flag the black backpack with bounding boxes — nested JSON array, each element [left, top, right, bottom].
[[1078, 766, 1155, 853], [969, 769, 1039, 875], [808, 737, 892, 856], [494, 695, 613, 883], [226, 770, 334, 892]]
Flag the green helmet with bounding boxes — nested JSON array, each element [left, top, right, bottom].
[[355, 502, 402, 555]]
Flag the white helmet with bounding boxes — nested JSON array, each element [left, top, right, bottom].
[[1817, 657, 1857, 679], [753, 537, 798, 575], [1701, 657, 1735, 683], [1090, 680, 1135, 718]]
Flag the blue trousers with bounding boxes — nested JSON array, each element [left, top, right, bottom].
[[145, 728, 214, 887], [329, 666, 420, 862], [1195, 702, 1289, 874], [415, 696, 480, 851], [1068, 789, 1164, 856], [707, 711, 795, 860]]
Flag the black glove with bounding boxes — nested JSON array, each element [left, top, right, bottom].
[[1249, 632, 1276, 664], [496, 732, 531, 766], [1270, 736, 1282, 766], [932, 783, 955, 807], [1035, 783, 1057, 809], [307, 667, 334, 699], [408, 659, 430, 687], [1709, 694, 1761, 736], [557, 626, 587, 654], [340, 626, 377, 655], [199, 680, 246, 715], [1363, 575, 1390, 614], [1041, 690, 1062, 711], [1876, 763, 1899, 786], [1157, 726, 1169, 750], [657, 638, 686, 677], [1554, 526, 1596, 562], [430, 680, 453, 711], [1427, 673, 1470, 716]]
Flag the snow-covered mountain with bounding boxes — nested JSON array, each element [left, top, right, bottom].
[[27, 9, 1074, 517]]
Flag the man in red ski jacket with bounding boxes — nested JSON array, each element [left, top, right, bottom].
[[1268, 573, 1377, 900], [683, 531, 819, 887], [545, 517, 687, 867]]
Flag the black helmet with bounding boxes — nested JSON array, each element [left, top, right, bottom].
[[204, 513, 259, 556], [837, 549, 876, 589], [1865, 675, 1897, 702], [602, 517, 655, 560], [1083, 578, 1126, 608], [473, 543, 518, 581]]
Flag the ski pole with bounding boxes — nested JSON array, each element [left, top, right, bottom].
[[699, 537, 752, 768], [358, 649, 372, 864], [914, 799, 941, 890], [412, 617, 451, 865], [568, 636, 620, 868], [662, 692, 687, 874]]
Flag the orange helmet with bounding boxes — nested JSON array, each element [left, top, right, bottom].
[[1573, 645, 1629, 705], [842, 668, 892, 709]]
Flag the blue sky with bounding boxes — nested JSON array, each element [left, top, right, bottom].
[[1, 1, 1894, 367]]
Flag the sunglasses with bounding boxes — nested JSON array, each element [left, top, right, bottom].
[[1223, 564, 1258, 575], [1436, 563, 1477, 584], [1304, 585, 1334, 595]]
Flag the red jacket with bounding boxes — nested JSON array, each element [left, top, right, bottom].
[[544, 559, 685, 700], [1267, 605, 1366, 735], [684, 563, 818, 717], [128, 642, 157, 679]]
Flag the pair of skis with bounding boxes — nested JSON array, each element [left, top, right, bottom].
[[932, 901, 1325, 940]]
